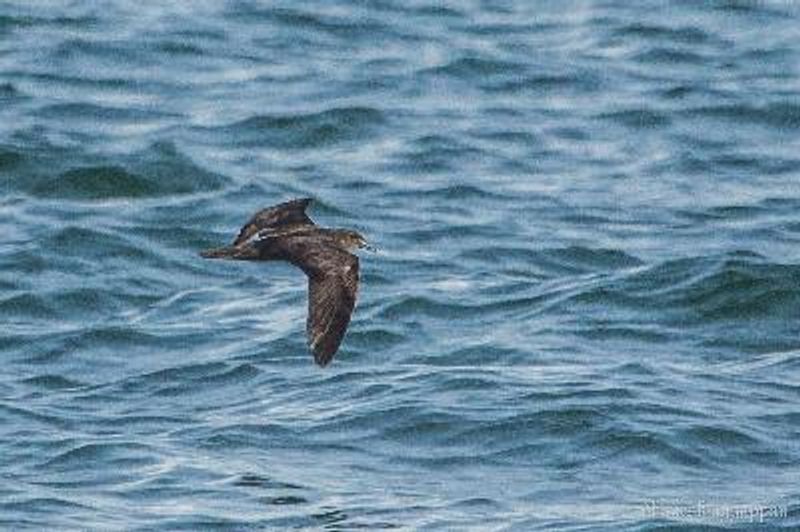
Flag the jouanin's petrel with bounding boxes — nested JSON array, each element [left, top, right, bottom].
[[201, 198, 372, 367]]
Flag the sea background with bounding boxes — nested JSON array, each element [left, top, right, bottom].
[[1, 0, 799, 530]]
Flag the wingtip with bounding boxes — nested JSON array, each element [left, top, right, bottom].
[[312, 346, 336, 367]]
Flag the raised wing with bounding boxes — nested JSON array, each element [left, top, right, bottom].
[[233, 197, 315, 246], [304, 247, 359, 366]]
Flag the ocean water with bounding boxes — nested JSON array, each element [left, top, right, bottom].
[[1, 0, 800, 529]]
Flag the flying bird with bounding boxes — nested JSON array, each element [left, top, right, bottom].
[[201, 198, 372, 366]]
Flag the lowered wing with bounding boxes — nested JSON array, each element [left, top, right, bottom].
[[302, 245, 359, 366]]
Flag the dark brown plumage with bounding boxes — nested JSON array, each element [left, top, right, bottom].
[[201, 198, 370, 366]]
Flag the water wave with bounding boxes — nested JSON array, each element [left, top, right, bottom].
[[1, 0, 799, 529]]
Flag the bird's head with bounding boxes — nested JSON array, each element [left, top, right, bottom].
[[337, 229, 375, 252]]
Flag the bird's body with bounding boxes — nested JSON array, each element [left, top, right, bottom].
[[201, 198, 370, 366]]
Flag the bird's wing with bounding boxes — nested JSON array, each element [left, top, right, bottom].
[[233, 197, 315, 246], [304, 246, 360, 366]]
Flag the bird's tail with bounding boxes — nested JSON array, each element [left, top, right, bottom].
[[200, 245, 254, 259]]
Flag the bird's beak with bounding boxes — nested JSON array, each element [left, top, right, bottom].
[[360, 240, 377, 253]]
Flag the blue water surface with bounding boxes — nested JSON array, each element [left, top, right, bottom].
[[1, 1, 800, 530]]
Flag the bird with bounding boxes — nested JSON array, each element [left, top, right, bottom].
[[200, 198, 372, 367]]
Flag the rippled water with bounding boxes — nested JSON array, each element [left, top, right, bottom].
[[2, 1, 800, 530]]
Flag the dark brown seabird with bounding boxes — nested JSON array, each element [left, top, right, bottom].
[[200, 198, 372, 367]]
